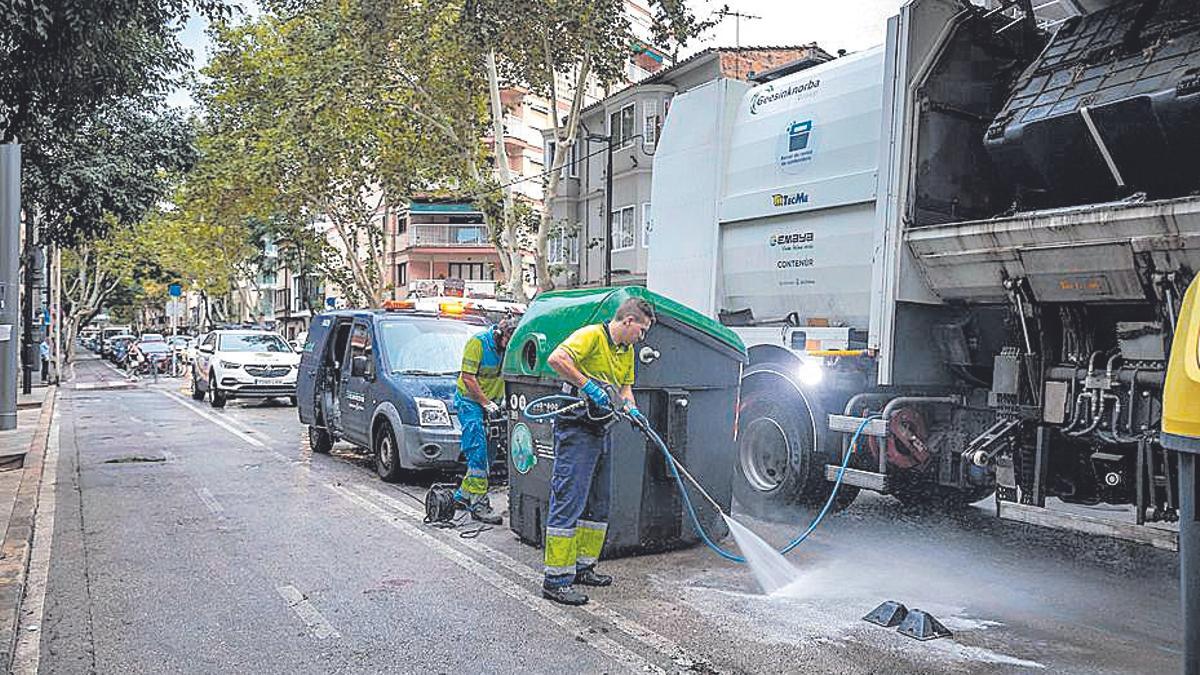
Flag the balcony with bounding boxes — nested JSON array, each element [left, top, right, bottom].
[[401, 224, 490, 249]]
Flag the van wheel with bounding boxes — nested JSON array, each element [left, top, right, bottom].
[[374, 421, 404, 483], [308, 425, 332, 454], [733, 382, 857, 520]]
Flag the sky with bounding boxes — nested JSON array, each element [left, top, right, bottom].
[[683, 1, 906, 57], [167, 0, 908, 108]]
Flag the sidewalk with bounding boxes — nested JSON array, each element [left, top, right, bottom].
[[0, 385, 57, 668]]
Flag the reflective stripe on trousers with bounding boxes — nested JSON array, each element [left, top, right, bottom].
[[544, 421, 611, 588]]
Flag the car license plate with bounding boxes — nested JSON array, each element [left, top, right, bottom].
[[255, 378, 280, 385]]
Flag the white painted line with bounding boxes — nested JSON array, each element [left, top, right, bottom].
[[331, 484, 663, 674], [276, 584, 341, 639], [196, 487, 224, 517], [12, 408, 62, 674], [73, 381, 137, 391], [158, 391, 265, 448], [129, 416, 144, 424], [348, 482, 700, 668]]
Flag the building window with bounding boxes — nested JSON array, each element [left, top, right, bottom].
[[609, 104, 635, 148], [448, 262, 489, 280], [642, 203, 651, 248], [546, 140, 579, 178], [398, 214, 408, 234], [643, 99, 660, 148], [611, 206, 636, 252], [397, 262, 408, 287], [548, 229, 579, 265]]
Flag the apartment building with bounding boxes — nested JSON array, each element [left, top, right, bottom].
[[543, 46, 832, 288]]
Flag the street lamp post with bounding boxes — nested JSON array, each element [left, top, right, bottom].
[[586, 133, 614, 287]]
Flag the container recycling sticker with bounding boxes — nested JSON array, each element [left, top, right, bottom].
[[779, 119, 816, 175], [510, 423, 536, 474]]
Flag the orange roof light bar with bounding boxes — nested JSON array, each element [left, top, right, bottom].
[[383, 300, 415, 311]]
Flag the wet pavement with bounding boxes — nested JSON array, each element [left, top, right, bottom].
[[29, 354, 1182, 673]]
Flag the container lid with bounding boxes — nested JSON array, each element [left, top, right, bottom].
[[503, 286, 746, 378]]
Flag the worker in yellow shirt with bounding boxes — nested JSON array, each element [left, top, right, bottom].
[[542, 297, 655, 606], [454, 317, 518, 524]]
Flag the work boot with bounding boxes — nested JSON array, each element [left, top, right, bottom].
[[575, 567, 613, 587], [469, 502, 502, 525], [542, 584, 589, 606]]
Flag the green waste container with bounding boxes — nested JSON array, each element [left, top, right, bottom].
[[502, 286, 747, 558]]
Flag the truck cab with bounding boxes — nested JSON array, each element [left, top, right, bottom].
[[297, 304, 508, 482]]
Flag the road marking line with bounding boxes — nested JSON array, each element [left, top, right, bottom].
[[158, 391, 265, 448], [347, 482, 700, 668], [276, 584, 341, 639], [129, 416, 144, 424], [331, 484, 663, 674], [196, 487, 224, 517], [12, 408, 61, 674]]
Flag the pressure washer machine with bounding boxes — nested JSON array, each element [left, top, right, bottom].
[[502, 287, 747, 558]]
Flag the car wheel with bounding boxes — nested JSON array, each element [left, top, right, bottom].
[[374, 421, 404, 483], [209, 371, 227, 408], [307, 425, 332, 454], [190, 369, 205, 401]]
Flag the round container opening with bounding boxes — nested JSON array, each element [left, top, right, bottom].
[[522, 339, 538, 373]]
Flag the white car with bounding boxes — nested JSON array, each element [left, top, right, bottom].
[[190, 330, 300, 408]]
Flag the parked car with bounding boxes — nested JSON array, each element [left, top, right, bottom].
[[130, 341, 172, 375], [139, 333, 166, 343], [296, 302, 512, 482], [190, 330, 300, 408], [168, 336, 195, 363]]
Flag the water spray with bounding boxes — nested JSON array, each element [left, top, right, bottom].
[[523, 393, 877, 564]]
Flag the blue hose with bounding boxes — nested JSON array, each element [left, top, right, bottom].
[[522, 393, 877, 564]]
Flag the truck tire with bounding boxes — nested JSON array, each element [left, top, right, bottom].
[[733, 384, 858, 520], [374, 421, 404, 483], [308, 425, 332, 455]]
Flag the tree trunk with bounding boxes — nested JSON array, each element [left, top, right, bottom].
[[485, 49, 527, 303]]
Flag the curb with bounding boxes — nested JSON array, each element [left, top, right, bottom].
[[0, 386, 57, 668]]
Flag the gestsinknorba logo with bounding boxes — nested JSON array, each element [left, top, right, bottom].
[[750, 79, 821, 115], [771, 192, 809, 208]]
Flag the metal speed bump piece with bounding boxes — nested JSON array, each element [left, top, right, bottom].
[[896, 608, 953, 641], [862, 600, 908, 627]]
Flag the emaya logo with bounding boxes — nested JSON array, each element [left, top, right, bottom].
[[749, 79, 821, 115], [771, 192, 809, 208]]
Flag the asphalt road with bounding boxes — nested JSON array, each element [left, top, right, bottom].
[[25, 353, 1182, 674]]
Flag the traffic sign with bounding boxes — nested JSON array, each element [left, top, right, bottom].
[[168, 283, 183, 297]]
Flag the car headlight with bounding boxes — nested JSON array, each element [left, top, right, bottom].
[[415, 397, 451, 427], [219, 360, 242, 369]]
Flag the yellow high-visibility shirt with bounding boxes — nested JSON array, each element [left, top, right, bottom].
[[558, 324, 634, 387]]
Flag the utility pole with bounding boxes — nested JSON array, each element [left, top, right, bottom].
[[20, 210, 35, 394], [0, 144, 20, 429], [717, 10, 762, 79]]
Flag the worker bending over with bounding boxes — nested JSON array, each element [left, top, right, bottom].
[[542, 297, 655, 606], [454, 317, 518, 524]]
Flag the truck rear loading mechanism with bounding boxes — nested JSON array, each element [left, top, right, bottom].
[[648, 0, 1200, 540]]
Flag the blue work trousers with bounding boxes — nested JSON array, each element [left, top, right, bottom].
[[454, 395, 493, 503], [544, 420, 612, 588]]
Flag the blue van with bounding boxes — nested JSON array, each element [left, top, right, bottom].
[[296, 305, 506, 482]]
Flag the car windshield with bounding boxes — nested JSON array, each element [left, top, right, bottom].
[[378, 319, 479, 375], [218, 333, 290, 353], [140, 343, 170, 353]]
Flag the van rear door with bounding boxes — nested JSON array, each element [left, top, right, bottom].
[[297, 314, 334, 424]]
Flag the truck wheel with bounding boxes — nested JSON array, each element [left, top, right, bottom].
[[733, 386, 858, 520], [190, 369, 205, 401], [307, 425, 332, 454], [374, 421, 404, 483]]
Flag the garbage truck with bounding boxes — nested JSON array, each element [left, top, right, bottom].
[[648, 0, 1200, 536]]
